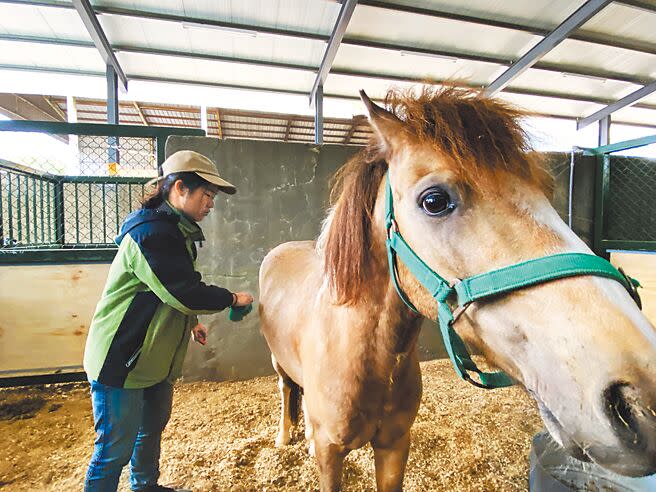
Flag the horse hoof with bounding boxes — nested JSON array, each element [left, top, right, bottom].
[[308, 441, 316, 457], [275, 434, 291, 447]]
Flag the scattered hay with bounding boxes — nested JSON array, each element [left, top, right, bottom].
[[0, 360, 542, 491]]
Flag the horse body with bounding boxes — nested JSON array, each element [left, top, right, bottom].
[[259, 86, 656, 491], [260, 233, 424, 491]]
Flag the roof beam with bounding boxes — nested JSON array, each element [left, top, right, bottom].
[[94, 4, 327, 43], [6, 0, 656, 57], [484, 0, 612, 96], [215, 109, 223, 139], [0, 93, 64, 122], [3, 33, 651, 91], [577, 80, 656, 129], [355, 0, 656, 56], [132, 101, 148, 125], [43, 96, 67, 120], [344, 115, 366, 144], [3, 63, 656, 116], [71, 0, 128, 91], [40, 93, 656, 132], [615, 0, 656, 12], [0, 94, 68, 142], [310, 0, 358, 105]]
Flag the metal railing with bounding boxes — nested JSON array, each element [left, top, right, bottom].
[[0, 120, 205, 263], [585, 134, 656, 255]]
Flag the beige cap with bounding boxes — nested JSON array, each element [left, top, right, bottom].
[[149, 150, 236, 194]]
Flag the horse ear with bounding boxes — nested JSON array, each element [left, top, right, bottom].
[[359, 90, 403, 151]]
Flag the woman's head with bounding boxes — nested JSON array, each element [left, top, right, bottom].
[[142, 150, 236, 222], [142, 172, 219, 222]]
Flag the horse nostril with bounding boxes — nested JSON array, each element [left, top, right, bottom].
[[603, 382, 645, 450]]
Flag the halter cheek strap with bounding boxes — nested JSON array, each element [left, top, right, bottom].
[[384, 173, 641, 389]]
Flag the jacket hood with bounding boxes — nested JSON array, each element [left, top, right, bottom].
[[115, 203, 179, 245]]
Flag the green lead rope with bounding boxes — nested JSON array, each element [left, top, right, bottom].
[[384, 173, 639, 389]]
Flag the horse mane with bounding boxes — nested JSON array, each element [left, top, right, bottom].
[[323, 85, 552, 305], [321, 148, 388, 305]]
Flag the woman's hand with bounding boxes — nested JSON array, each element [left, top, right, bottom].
[[232, 292, 254, 306], [191, 323, 208, 345]]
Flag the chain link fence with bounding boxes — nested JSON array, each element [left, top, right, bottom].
[[592, 137, 656, 254], [1, 134, 156, 249], [606, 148, 656, 242], [0, 122, 205, 260]]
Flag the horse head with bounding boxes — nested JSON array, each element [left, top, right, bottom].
[[358, 87, 656, 477]]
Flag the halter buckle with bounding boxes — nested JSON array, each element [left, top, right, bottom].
[[451, 302, 470, 324], [386, 218, 399, 240], [448, 278, 462, 289]]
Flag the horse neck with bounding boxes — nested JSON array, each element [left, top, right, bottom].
[[355, 182, 423, 376]]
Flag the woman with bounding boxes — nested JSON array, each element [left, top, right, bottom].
[[83, 150, 254, 492]]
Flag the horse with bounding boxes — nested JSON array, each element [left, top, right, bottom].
[[258, 86, 656, 491]]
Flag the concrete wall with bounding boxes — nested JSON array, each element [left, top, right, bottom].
[[167, 137, 449, 381]]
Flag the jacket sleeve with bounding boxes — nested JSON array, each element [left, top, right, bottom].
[[126, 228, 234, 315]]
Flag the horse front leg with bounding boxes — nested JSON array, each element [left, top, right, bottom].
[[372, 431, 411, 492], [314, 435, 347, 492]]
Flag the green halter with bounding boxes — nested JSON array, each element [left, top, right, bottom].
[[385, 173, 641, 389]]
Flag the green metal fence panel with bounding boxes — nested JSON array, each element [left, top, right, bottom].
[[0, 165, 57, 249], [606, 155, 656, 242], [587, 137, 656, 255], [0, 121, 205, 264]]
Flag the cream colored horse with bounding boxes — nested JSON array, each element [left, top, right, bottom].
[[259, 87, 656, 491]]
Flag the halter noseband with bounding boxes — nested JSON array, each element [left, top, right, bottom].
[[385, 173, 641, 389]]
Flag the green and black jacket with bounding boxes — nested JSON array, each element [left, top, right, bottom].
[[83, 201, 234, 388]]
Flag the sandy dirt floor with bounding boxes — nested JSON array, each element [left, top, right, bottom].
[[0, 359, 542, 491]]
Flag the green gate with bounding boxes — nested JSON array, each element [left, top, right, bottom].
[[587, 135, 656, 256], [0, 120, 205, 264]]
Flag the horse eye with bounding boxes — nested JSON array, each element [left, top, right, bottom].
[[420, 189, 454, 216]]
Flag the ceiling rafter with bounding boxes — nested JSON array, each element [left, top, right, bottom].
[[577, 80, 656, 129], [4, 64, 656, 114], [132, 101, 148, 125], [38, 94, 656, 132], [70, 0, 127, 91], [309, 0, 358, 105], [5, 0, 655, 56], [43, 95, 67, 120], [484, 0, 613, 96], [2, 33, 652, 90], [215, 108, 223, 139]]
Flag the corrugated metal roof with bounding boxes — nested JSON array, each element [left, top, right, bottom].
[[542, 39, 655, 81], [582, 2, 656, 42], [47, 96, 374, 144], [94, 0, 341, 34], [0, 0, 654, 127], [348, 4, 542, 59], [0, 40, 102, 71], [0, 3, 88, 40], [387, 0, 589, 26]]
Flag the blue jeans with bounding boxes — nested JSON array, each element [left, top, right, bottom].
[[84, 380, 173, 492]]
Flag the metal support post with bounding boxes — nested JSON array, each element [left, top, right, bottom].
[[314, 84, 323, 145], [106, 64, 120, 166]]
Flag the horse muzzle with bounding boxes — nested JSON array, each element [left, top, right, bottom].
[[535, 384, 656, 477], [587, 381, 656, 477]]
